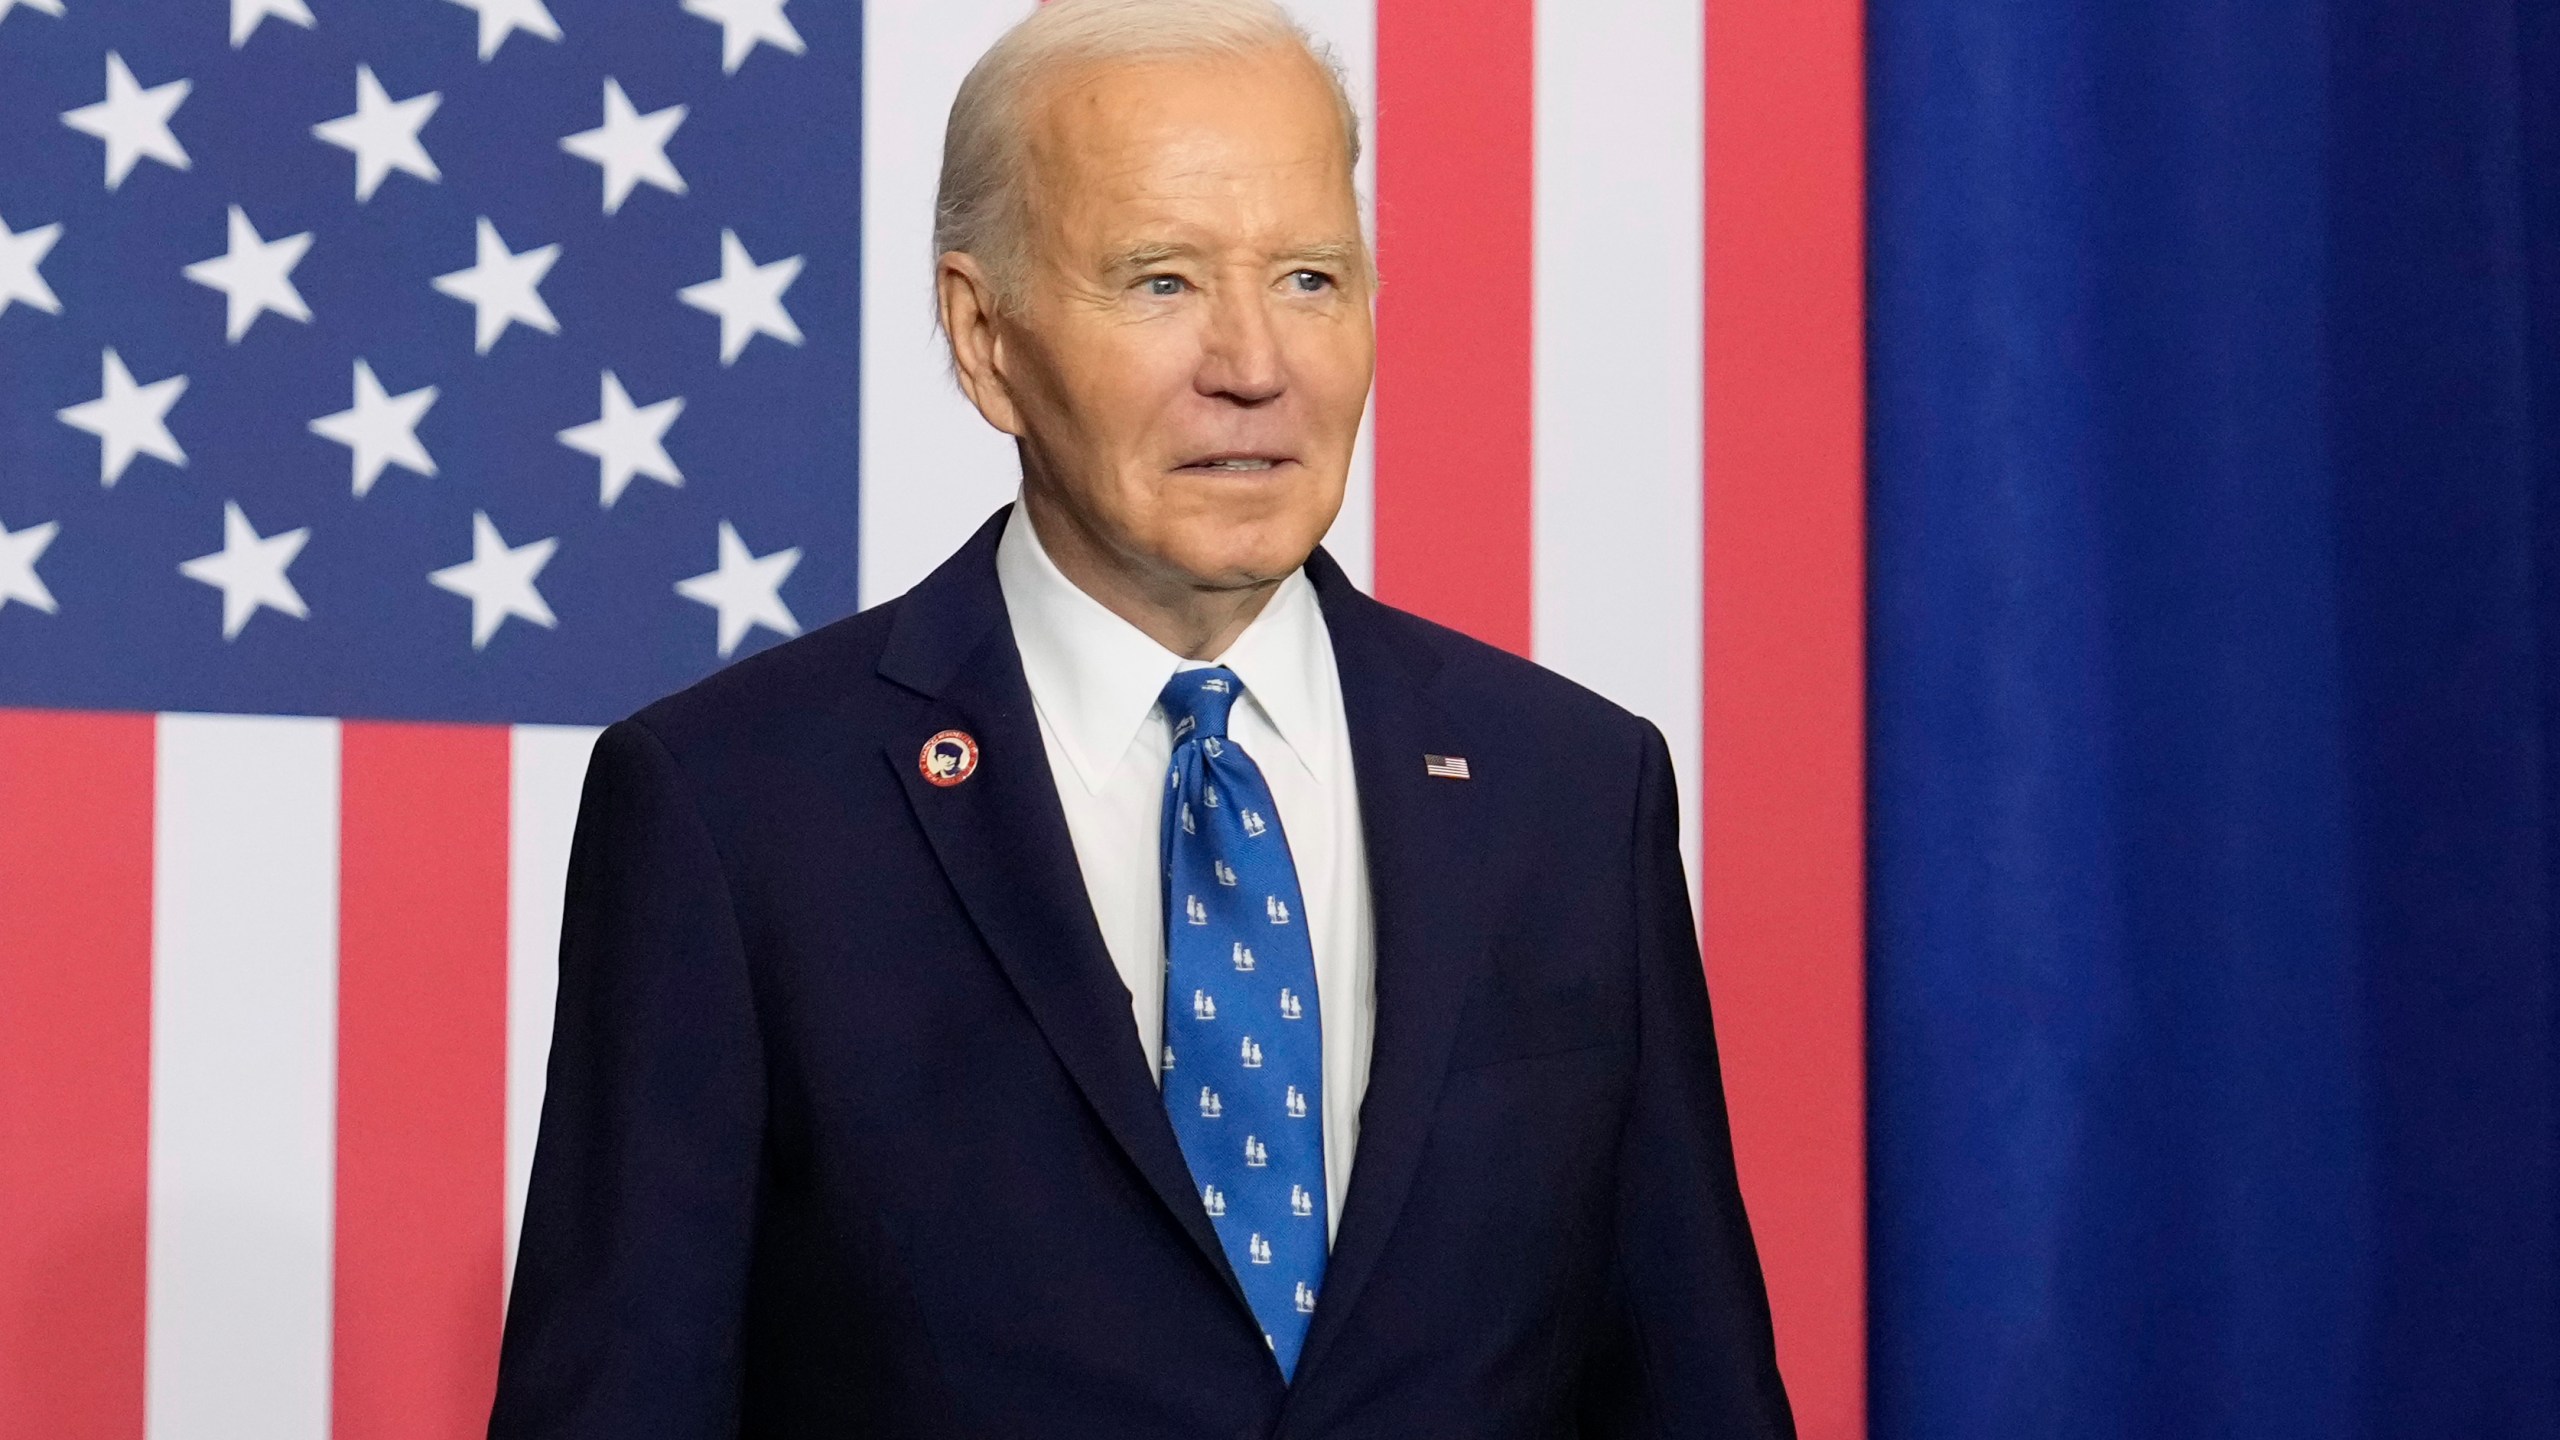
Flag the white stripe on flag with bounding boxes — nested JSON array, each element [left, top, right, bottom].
[[505, 724, 599, 1290], [148, 714, 340, 1440], [858, 0, 1036, 609], [1281, 0, 1380, 591], [1531, 0, 1706, 878]]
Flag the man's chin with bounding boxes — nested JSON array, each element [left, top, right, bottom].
[[1172, 555, 1315, 594], [1159, 494, 1342, 583], [1153, 525, 1331, 594], [1146, 543, 1310, 594]]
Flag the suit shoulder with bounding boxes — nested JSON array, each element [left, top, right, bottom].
[[1347, 595, 1669, 874], [624, 598, 908, 765], [1355, 596, 1657, 756]]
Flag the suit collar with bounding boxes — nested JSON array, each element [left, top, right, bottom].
[[875, 508, 1013, 702]]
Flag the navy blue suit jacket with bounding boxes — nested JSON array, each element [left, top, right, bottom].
[[489, 511, 1793, 1439]]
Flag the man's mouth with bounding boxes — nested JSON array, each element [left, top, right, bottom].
[[1180, 454, 1291, 473]]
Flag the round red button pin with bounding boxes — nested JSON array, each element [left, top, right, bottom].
[[919, 729, 978, 787]]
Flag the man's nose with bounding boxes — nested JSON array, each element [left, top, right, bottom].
[[1196, 285, 1286, 405]]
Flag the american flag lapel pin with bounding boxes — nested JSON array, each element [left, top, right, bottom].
[[1423, 754, 1471, 780]]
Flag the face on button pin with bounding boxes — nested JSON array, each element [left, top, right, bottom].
[[918, 730, 978, 786]]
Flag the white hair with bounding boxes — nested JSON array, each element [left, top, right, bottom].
[[934, 0, 1365, 314]]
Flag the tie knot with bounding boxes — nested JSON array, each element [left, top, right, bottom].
[[1160, 666, 1243, 743]]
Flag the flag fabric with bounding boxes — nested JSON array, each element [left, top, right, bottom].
[[5, 4, 856, 1434], [0, 3, 1867, 1437], [0, 0, 855, 722], [0, 709, 591, 1440]]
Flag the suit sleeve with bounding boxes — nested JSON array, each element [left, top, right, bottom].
[[1576, 720, 1796, 1439], [488, 719, 767, 1440]]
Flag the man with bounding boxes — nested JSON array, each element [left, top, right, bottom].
[[489, 1, 1793, 1435]]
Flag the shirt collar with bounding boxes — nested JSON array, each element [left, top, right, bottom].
[[995, 501, 1333, 795]]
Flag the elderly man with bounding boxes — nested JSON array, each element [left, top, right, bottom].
[[489, 1, 1792, 1435]]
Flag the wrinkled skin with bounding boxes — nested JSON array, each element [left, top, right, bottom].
[[939, 44, 1375, 659]]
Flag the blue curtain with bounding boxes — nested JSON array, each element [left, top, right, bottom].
[[1868, 0, 2559, 1435]]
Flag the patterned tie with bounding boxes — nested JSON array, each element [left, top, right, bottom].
[[1157, 666, 1329, 1378]]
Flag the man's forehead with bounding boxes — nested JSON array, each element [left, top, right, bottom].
[[1073, 151, 1358, 222], [1027, 96, 1356, 253], [1024, 48, 1352, 182]]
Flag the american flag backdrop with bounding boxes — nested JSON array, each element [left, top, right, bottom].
[[0, 1, 1864, 1437]]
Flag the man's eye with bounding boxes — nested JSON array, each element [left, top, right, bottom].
[[1142, 275, 1186, 296], [1288, 270, 1332, 293]]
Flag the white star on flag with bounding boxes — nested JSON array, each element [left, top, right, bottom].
[[679, 228, 804, 366], [433, 217, 560, 354], [230, 0, 314, 49], [183, 205, 314, 342], [677, 520, 802, 657], [313, 65, 442, 202], [61, 52, 191, 191], [57, 348, 187, 487], [0, 516, 60, 616], [445, 0, 559, 61], [0, 212, 63, 318], [0, 0, 67, 26], [310, 359, 438, 497], [561, 78, 687, 215], [431, 511, 557, 649], [683, 0, 806, 75], [180, 500, 310, 639], [557, 370, 683, 508]]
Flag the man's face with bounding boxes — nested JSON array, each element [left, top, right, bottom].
[[966, 46, 1374, 594]]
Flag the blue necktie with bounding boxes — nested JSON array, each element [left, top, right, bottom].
[[1157, 666, 1328, 1378]]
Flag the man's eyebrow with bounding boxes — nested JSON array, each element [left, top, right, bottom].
[[1099, 241, 1197, 273], [1275, 239, 1366, 271], [1097, 239, 1370, 274]]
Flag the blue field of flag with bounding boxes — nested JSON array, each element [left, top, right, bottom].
[[0, 0, 862, 725]]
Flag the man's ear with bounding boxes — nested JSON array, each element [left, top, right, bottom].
[[937, 253, 1025, 438]]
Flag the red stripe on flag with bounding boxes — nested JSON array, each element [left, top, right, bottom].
[[1372, 0, 1535, 654], [0, 709, 152, 1440], [1702, 0, 1869, 1432], [336, 722, 511, 1440]]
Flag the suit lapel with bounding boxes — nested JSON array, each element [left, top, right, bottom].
[[1288, 554, 1500, 1386], [879, 521, 1496, 1382], [879, 512, 1245, 1307]]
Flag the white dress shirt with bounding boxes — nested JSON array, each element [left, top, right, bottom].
[[995, 503, 1374, 1241]]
